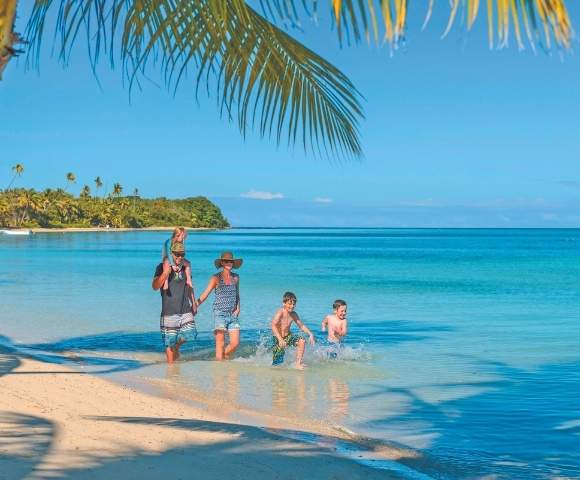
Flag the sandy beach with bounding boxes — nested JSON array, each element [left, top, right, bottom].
[[0, 346, 396, 480]]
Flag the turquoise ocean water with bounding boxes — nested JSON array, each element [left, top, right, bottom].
[[1, 228, 579, 479]]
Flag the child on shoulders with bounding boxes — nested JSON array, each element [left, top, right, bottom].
[[271, 291, 315, 369], [162, 227, 193, 290]]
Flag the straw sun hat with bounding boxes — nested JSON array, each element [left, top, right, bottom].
[[214, 251, 243, 269]]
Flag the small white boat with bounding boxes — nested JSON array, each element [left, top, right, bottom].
[[0, 229, 32, 236]]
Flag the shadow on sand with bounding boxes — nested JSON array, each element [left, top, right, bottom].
[[40, 415, 412, 480], [0, 411, 54, 479]]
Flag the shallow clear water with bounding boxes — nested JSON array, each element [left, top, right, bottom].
[[1, 228, 579, 479]]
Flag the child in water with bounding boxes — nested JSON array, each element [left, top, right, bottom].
[[322, 299, 348, 358], [271, 291, 315, 369], [162, 227, 193, 291], [322, 299, 348, 343]]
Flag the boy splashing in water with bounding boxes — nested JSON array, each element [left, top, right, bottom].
[[322, 299, 348, 344], [322, 299, 348, 359], [271, 292, 315, 369]]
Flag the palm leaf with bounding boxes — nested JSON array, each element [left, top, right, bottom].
[[25, 0, 363, 159], [260, 0, 573, 50]]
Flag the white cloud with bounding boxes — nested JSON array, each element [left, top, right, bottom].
[[314, 197, 333, 204], [240, 189, 284, 200]]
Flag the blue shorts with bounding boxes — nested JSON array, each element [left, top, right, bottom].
[[213, 311, 240, 332]]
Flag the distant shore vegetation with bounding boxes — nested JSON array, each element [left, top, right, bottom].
[[0, 186, 229, 229]]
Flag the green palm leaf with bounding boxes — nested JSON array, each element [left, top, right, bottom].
[[25, 0, 363, 159]]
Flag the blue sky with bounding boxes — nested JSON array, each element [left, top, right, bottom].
[[1, 3, 580, 227]]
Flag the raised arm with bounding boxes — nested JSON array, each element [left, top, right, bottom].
[[164, 238, 176, 267], [321, 315, 328, 332], [294, 314, 315, 345], [197, 275, 218, 305]]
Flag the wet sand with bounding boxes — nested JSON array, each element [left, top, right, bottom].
[[0, 348, 393, 480]]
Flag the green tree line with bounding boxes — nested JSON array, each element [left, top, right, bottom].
[[0, 188, 229, 229]]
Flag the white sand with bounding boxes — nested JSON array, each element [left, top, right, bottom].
[[0, 350, 394, 480]]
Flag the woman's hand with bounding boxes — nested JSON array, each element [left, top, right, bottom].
[[233, 305, 240, 317]]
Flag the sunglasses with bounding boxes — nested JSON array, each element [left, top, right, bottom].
[[172, 252, 185, 257], [222, 260, 234, 264]]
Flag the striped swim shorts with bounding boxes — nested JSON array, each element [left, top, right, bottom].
[[160, 312, 197, 348]]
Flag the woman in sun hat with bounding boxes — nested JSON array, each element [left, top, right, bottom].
[[197, 252, 243, 360]]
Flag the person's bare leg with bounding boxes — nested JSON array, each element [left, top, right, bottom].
[[163, 258, 171, 290], [224, 329, 240, 359], [185, 264, 193, 288], [295, 338, 306, 369], [214, 330, 225, 360], [165, 346, 176, 363]]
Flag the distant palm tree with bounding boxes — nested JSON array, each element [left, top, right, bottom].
[[65, 172, 76, 192], [80, 185, 91, 199], [6, 163, 24, 190], [112, 183, 123, 198], [132, 187, 140, 208], [94, 176, 103, 198]]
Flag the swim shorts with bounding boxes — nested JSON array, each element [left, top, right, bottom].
[[160, 312, 197, 348], [272, 333, 305, 365]]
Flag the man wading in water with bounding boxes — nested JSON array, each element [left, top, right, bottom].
[[152, 241, 197, 363]]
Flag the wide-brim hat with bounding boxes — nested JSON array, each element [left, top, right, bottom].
[[171, 241, 185, 254], [214, 251, 243, 269]]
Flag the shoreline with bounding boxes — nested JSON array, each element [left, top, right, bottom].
[[0, 345, 425, 479], [28, 226, 223, 233]]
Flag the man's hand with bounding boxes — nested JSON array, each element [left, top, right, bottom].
[[278, 338, 287, 349], [308, 333, 315, 346]]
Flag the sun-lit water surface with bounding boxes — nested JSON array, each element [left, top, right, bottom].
[[1, 228, 579, 479]]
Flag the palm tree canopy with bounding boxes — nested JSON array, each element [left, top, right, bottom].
[[11, 1, 575, 159], [12, 163, 24, 175], [113, 183, 123, 196], [94, 176, 103, 188], [66, 172, 76, 183]]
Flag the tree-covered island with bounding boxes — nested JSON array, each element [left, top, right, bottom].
[[0, 188, 229, 229]]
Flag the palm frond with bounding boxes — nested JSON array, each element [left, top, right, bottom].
[[24, 0, 363, 159], [260, 0, 573, 50]]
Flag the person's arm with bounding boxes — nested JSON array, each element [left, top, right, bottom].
[[321, 315, 328, 332], [197, 275, 218, 306], [164, 238, 176, 267], [190, 284, 197, 315], [233, 276, 241, 316], [294, 314, 315, 345], [340, 320, 348, 337], [152, 262, 171, 290], [271, 311, 286, 348]]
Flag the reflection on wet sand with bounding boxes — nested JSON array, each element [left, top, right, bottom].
[[269, 373, 350, 427], [209, 364, 240, 419], [328, 378, 350, 423], [269, 374, 309, 427]]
